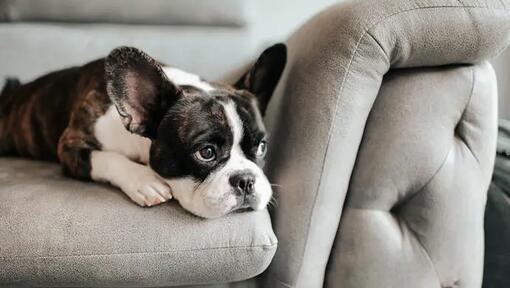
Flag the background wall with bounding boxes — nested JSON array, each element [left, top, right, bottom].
[[247, 0, 339, 46], [492, 49, 510, 120]]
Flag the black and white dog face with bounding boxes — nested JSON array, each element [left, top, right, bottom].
[[104, 44, 286, 218]]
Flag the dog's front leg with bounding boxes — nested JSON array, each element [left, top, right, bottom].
[[90, 151, 172, 206]]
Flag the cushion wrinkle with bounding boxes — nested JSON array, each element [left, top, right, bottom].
[[366, 32, 390, 63], [455, 66, 481, 165], [396, 209, 447, 288], [0, 244, 278, 259], [395, 208, 444, 288], [393, 65, 476, 214], [390, 147, 453, 215]]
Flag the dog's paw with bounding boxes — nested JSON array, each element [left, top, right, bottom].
[[120, 169, 173, 207]]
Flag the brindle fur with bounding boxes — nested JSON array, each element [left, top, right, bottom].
[[0, 59, 110, 179]]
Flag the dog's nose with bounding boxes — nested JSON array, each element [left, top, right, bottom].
[[229, 173, 255, 195]]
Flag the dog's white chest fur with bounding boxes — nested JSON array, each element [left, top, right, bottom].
[[94, 106, 151, 163]]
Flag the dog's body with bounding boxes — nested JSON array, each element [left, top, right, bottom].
[[0, 45, 286, 218]]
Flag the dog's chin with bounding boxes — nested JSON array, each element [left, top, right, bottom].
[[165, 176, 272, 219]]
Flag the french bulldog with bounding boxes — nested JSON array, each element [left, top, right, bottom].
[[0, 44, 286, 218]]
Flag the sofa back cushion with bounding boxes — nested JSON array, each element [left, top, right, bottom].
[[0, 0, 248, 26], [325, 62, 497, 288]]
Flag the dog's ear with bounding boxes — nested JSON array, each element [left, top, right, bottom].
[[235, 43, 287, 115], [105, 46, 179, 138]]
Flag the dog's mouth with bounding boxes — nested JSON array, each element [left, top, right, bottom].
[[165, 174, 272, 218], [232, 194, 253, 211], [203, 190, 263, 217]]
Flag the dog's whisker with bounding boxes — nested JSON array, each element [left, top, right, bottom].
[[267, 194, 278, 209], [270, 183, 282, 196]]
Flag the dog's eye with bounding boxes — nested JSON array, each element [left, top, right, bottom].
[[256, 140, 267, 158], [195, 146, 216, 162]]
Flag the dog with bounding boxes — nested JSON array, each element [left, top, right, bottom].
[[0, 44, 286, 218]]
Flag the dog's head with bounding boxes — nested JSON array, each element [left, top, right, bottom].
[[105, 44, 286, 218]]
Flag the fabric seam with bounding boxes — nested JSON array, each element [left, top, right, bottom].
[[398, 215, 445, 287], [0, 243, 277, 259], [456, 66, 481, 164]]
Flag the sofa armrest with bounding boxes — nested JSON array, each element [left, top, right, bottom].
[[263, 1, 510, 287]]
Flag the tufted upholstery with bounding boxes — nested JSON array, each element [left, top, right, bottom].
[[263, 0, 509, 287], [325, 63, 497, 287]]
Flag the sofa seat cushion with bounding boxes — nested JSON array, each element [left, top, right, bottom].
[[0, 0, 248, 27], [0, 158, 277, 287]]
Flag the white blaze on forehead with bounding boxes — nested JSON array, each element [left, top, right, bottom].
[[251, 98, 266, 132], [221, 101, 244, 150], [220, 100, 272, 212], [162, 67, 214, 92]]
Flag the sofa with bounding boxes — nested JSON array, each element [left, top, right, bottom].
[[1, 0, 509, 287]]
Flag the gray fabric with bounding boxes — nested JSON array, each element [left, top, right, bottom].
[[0, 23, 255, 85], [0, 159, 277, 287], [262, 0, 508, 287], [0, 0, 248, 27], [326, 63, 496, 288]]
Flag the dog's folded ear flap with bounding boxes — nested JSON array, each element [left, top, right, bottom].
[[105, 46, 179, 138], [234, 43, 287, 115]]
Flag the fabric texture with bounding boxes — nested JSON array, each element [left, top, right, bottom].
[[0, 0, 248, 27], [0, 159, 277, 287], [262, 0, 509, 287]]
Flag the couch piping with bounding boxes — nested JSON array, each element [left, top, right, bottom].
[[0, 243, 277, 259]]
